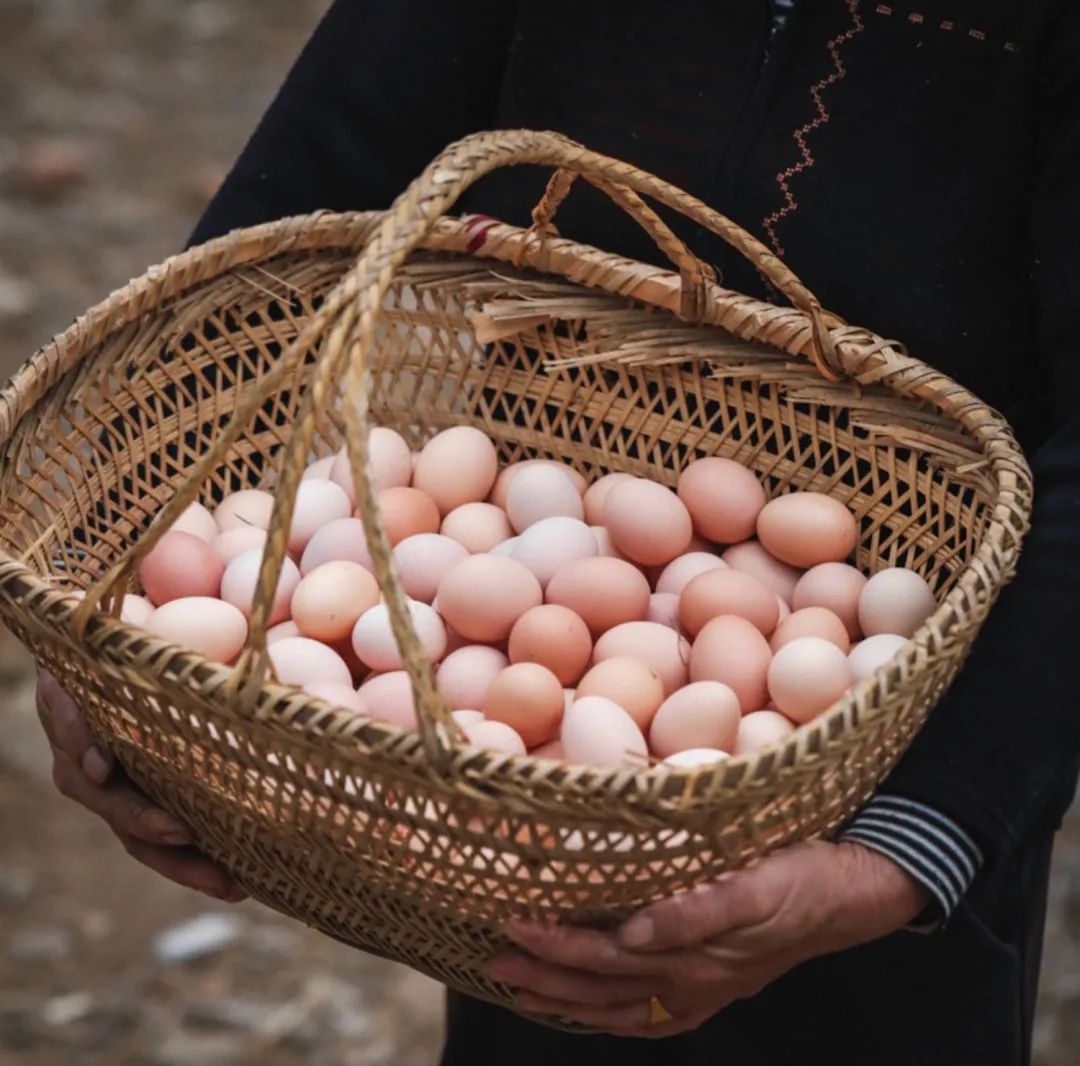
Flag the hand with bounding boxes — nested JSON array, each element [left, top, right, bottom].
[[36, 669, 245, 902], [488, 839, 927, 1037]]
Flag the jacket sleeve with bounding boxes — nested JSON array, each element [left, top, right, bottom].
[[875, 5, 1080, 863], [188, 0, 518, 246]]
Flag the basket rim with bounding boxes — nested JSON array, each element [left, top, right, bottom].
[[0, 207, 1034, 815]]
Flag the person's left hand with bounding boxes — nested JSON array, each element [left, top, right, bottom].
[[487, 839, 928, 1038]]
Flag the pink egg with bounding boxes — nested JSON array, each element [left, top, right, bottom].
[[328, 427, 413, 504], [490, 460, 587, 509], [793, 563, 867, 640], [292, 561, 380, 642], [120, 594, 155, 627], [722, 540, 803, 604], [461, 719, 527, 756], [392, 533, 469, 603], [300, 517, 375, 575], [677, 457, 767, 544], [590, 526, 628, 560], [413, 427, 499, 515], [351, 600, 447, 672], [561, 696, 647, 768], [440, 502, 513, 553], [437, 555, 542, 643], [436, 646, 509, 710], [663, 748, 729, 769], [214, 489, 275, 532], [757, 493, 858, 569], [146, 597, 248, 663], [358, 670, 418, 729], [139, 531, 225, 606], [302, 681, 368, 715], [302, 455, 335, 481], [735, 710, 796, 755], [511, 517, 597, 587], [212, 525, 268, 565], [582, 472, 634, 525], [287, 480, 351, 556], [604, 479, 693, 566], [655, 552, 727, 597], [267, 620, 301, 644], [592, 622, 691, 696], [767, 636, 854, 723], [168, 501, 218, 542], [489, 537, 518, 558], [220, 547, 301, 626], [451, 709, 485, 728], [649, 681, 741, 757], [688, 615, 772, 712], [506, 465, 584, 531], [646, 593, 681, 629], [268, 636, 352, 688], [770, 607, 851, 654]]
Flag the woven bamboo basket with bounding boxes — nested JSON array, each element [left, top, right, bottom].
[[0, 130, 1031, 1015]]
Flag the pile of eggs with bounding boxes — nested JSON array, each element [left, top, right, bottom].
[[112, 425, 936, 771]]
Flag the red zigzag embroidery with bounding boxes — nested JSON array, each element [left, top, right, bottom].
[[763, 0, 865, 255]]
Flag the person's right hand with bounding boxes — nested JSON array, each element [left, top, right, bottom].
[[36, 669, 246, 901]]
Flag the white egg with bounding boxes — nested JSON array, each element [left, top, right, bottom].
[[351, 599, 447, 672], [848, 633, 911, 680], [510, 516, 597, 587], [506, 466, 584, 532]]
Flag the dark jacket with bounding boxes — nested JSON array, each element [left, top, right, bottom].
[[192, 2, 1080, 1062]]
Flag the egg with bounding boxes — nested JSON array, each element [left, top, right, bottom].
[[302, 455, 335, 481], [590, 526, 628, 560], [220, 548, 300, 626], [679, 567, 779, 637], [646, 592, 681, 629], [436, 555, 542, 642], [545, 557, 650, 636], [858, 568, 936, 637], [561, 696, 648, 768], [722, 540, 803, 604], [413, 427, 499, 514], [775, 595, 791, 625], [328, 427, 413, 504], [146, 596, 248, 663], [603, 478, 693, 566], [767, 636, 854, 723], [376, 487, 441, 546], [212, 525, 268, 565], [291, 561, 380, 642], [490, 460, 587, 509], [582, 472, 635, 525], [302, 681, 368, 715], [663, 748, 729, 769], [677, 457, 767, 543], [440, 502, 513, 553], [735, 710, 796, 755], [576, 657, 664, 731], [489, 537, 518, 558], [436, 645, 509, 710], [214, 489, 275, 532], [461, 719, 527, 757], [138, 531, 225, 606], [756, 492, 858, 569], [848, 633, 911, 680], [770, 607, 851, 653], [507, 605, 592, 685], [300, 517, 375, 575], [392, 533, 469, 603], [268, 636, 353, 688], [511, 516, 597, 588], [655, 551, 727, 597], [451, 709, 485, 728], [483, 663, 565, 747], [792, 563, 867, 639], [288, 480, 352, 556], [351, 600, 447, 672], [358, 671, 418, 729], [530, 738, 565, 760], [267, 620, 301, 643], [593, 622, 691, 696], [688, 615, 771, 712], [168, 501, 218, 542], [649, 681, 741, 757], [120, 594, 155, 627], [506, 465, 584, 531]]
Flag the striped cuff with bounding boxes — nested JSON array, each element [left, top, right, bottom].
[[838, 794, 983, 927]]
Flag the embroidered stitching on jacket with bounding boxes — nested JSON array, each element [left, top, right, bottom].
[[872, 5, 1019, 52]]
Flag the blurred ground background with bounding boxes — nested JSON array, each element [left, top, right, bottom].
[[0, 2, 1076, 1063]]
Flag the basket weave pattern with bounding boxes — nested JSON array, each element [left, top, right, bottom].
[[0, 131, 1031, 1009]]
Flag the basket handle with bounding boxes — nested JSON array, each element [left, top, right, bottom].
[[75, 129, 841, 771]]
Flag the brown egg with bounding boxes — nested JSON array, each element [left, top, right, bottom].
[[484, 663, 565, 748], [679, 567, 779, 637], [576, 657, 665, 731], [440, 502, 513, 553], [722, 540, 803, 604], [649, 681, 741, 757], [688, 615, 772, 712], [436, 555, 543, 642], [767, 637, 854, 723], [583, 472, 635, 525], [138, 531, 225, 606], [376, 487, 441, 546], [793, 563, 867, 639], [508, 605, 592, 685], [545, 557, 650, 636], [858, 567, 936, 637], [770, 606, 851, 653], [413, 427, 499, 514], [593, 622, 691, 696], [756, 492, 858, 569], [604, 478, 693, 566], [291, 561, 380, 643], [677, 457, 767, 543]]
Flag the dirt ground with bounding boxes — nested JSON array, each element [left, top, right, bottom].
[[0, 2, 1077, 1064]]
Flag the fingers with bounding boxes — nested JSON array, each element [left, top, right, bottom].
[[486, 953, 658, 1006], [514, 990, 651, 1033], [121, 836, 247, 901], [504, 922, 684, 977], [37, 670, 113, 783]]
